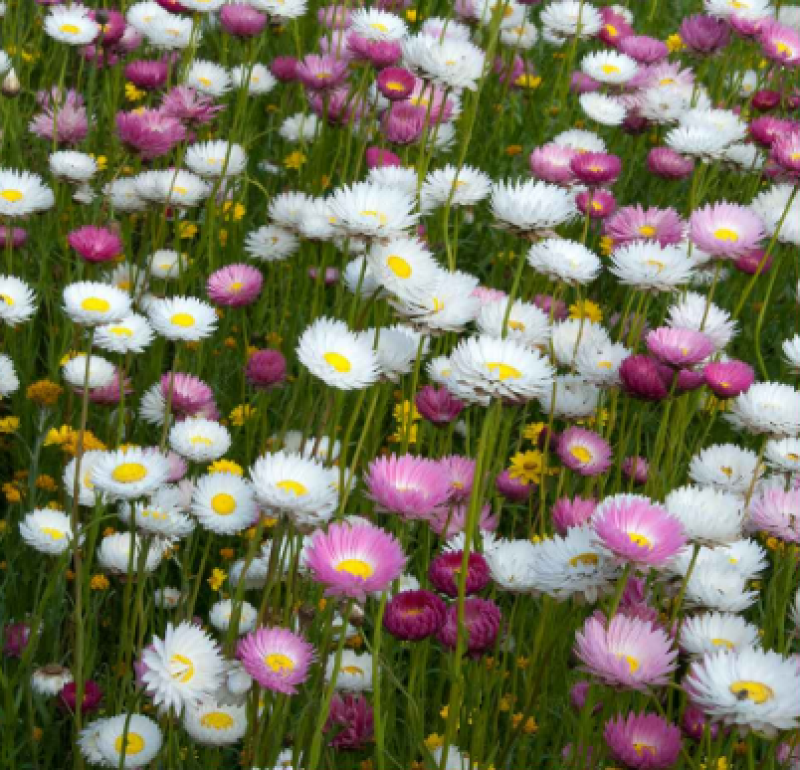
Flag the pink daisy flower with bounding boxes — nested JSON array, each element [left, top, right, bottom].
[[207, 264, 263, 307], [304, 523, 406, 599], [771, 132, 800, 176], [495, 470, 534, 502], [575, 613, 678, 690], [749, 488, 800, 543], [689, 203, 765, 260], [382, 102, 425, 144], [760, 20, 800, 67], [619, 35, 669, 64], [600, 7, 634, 46], [237, 626, 314, 695], [604, 205, 685, 247], [576, 189, 616, 219], [377, 67, 415, 101], [220, 3, 267, 37], [428, 551, 490, 597], [437, 597, 502, 655], [570, 152, 622, 186], [646, 327, 714, 367], [384, 589, 447, 641], [160, 371, 218, 420], [553, 496, 597, 535], [124, 59, 170, 90], [557, 427, 613, 477], [622, 457, 649, 486], [246, 349, 287, 389], [647, 148, 694, 180], [571, 72, 601, 94], [703, 360, 754, 399], [749, 116, 798, 147], [429, 503, 499, 539], [296, 54, 349, 91], [116, 108, 187, 160], [593, 495, 686, 567], [348, 35, 402, 67], [440, 455, 475, 502], [620, 355, 673, 402], [67, 225, 123, 264], [160, 86, 224, 127], [529, 143, 578, 185], [29, 90, 88, 145], [679, 14, 730, 54], [604, 712, 682, 769], [365, 146, 403, 168], [365, 454, 452, 520]]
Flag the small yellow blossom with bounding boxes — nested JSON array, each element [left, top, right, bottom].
[[424, 734, 444, 751], [26, 380, 63, 407], [209, 459, 244, 476], [508, 450, 545, 485], [666, 33, 684, 52], [32, 727, 43, 742], [600, 236, 615, 256], [522, 422, 546, 443], [208, 568, 227, 591], [124, 82, 147, 102], [90, 574, 110, 591], [0, 417, 19, 434], [179, 222, 198, 239], [230, 404, 257, 426], [35, 475, 58, 492], [219, 547, 235, 560], [515, 74, 542, 89], [569, 299, 602, 323], [284, 151, 307, 170], [505, 145, 523, 156], [222, 201, 246, 221], [3, 482, 22, 503], [405, 8, 418, 22], [59, 350, 82, 366]]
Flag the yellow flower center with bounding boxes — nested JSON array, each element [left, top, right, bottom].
[[775, 42, 792, 55], [211, 493, 236, 515], [601, 64, 621, 75], [0, 190, 23, 202], [569, 446, 593, 464], [711, 638, 735, 650], [387, 255, 412, 279], [114, 732, 145, 756], [81, 297, 111, 313], [605, 23, 618, 36], [111, 462, 147, 484], [108, 326, 133, 337], [173, 186, 188, 195], [170, 653, 195, 683], [335, 558, 374, 579], [60, 23, 81, 34], [386, 81, 405, 92], [730, 680, 773, 704], [646, 259, 665, 273], [324, 352, 351, 373], [659, 77, 675, 86], [432, 297, 445, 313], [617, 654, 640, 673], [507, 320, 525, 331], [198, 77, 212, 86], [633, 743, 656, 756], [788, 453, 799, 461], [639, 225, 657, 237], [190, 435, 213, 446], [276, 479, 307, 496], [628, 532, 652, 549], [342, 665, 364, 675], [714, 228, 738, 242], [229, 281, 243, 293], [485, 362, 522, 381], [265, 653, 295, 673], [370, 21, 389, 31], [720, 466, 733, 477], [41, 527, 66, 541], [200, 712, 235, 730], [598, 360, 613, 369], [360, 209, 388, 225], [568, 553, 598, 567], [170, 313, 195, 327]]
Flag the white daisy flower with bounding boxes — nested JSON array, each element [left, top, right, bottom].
[[365, 165, 418, 196], [32, 665, 73, 697], [0, 275, 36, 326], [448, 333, 555, 405], [249, 0, 307, 20], [680, 108, 748, 145], [44, 6, 100, 45], [0, 353, 18, 397], [0, 169, 55, 217], [105, 178, 147, 212], [402, 34, 486, 91], [95, 314, 154, 355], [359, 325, 424, 381], [78, 721, 108, 766], [576, 340, 629, 386], [751, 184, 800, 248], [527, 238, 601, 285], [326, 650, 373, 692], [97, 714, 162, 768], [63, 282, 131, 326], [142, 621, 224, 716], [391, 270, 481, 333], [539, 375, 600, 419], [609, 242, 694, 291], [420, 16, 473, 40], [685, 648, 800, 736], [297, 197, 338, 242], [63, 451, 106, 508], [665, 125, 736, 161], [97, 532, 164, 574], [680, 612, 760, 657], [184, 60, 231, 97], [279, 112, 319, 143], [328, 182, 418, 239], [579, 92, 627, 126], [491, 179, 578, 234], [231, 63, 277, 94], [209, 599, 257, 635], [134, 169, 211, 208], [500, 21, 539, 49], [185, 141, 247, 178], [482, 538, 537, 592], [297, 317, 380, 390], [249, 450, 339, 527], [665, 485, 745, 546], [666, 291, 736, 351], [191, 473, 256, 535], [180, 0, 225, 10], [581, 50, 638, 84], [183, 701, 247, 746], [351, 8, 408, 41], [476, 298, 551, 348], [765, 437, 800, 475], [553, 128, 607, 154], [723, 143, 764, 172], [149, 249, 186, 278], [19, 509, 75, 555], [62, 354, 116, 390], [91, 448, 170, 500], [170, 418, 231, 464], [229, 556, 271, 590], [541, 0, 602, 39], [682, 558, 758, 613], [420, 164, 492, 213], [269, 191, 313, 232], [726, 383, 800, 438], [49, 151, 98, 183], [245, 225, 299, 263], [689, 443, 762, 495], [215, 660, 253, 706], [148, 296, 218, 341], [550, 318, 611, 368], [118, 496, 194, 540], [367, 237, 440, 299], [705, 0, 771, 19], [344, 257, 383, 297]]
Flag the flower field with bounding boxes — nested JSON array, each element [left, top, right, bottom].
[[1, 0, 799, 767]]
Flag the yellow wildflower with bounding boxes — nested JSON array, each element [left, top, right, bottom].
[[514, 74, 542, 90], [222, 201, 246, 221], [230, 404, 258, 426], [600, 235, 614, 256], [424, 734, 444, 751], [0, 417, 19, 434], [179, 222, 198, 239], [26, 380, 63, 407], [523, 422, 546, 443], [124, 82, 147, 102], [35, 475, 58, 492], [90, 574, 110, 591], [569, 299, 602, 323], [208, 568, 226, 591], [666, 33, 684, 52], [508, 450, 545, 485], [3, 482, 22, 503], [219, 547, 235, 560], [405, 9, 418, 22], [505, 145, 523, 156], [284, 151, 307, 170]]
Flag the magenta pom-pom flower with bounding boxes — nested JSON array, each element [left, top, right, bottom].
[[440, 455, 475, 502], [377, 67, 415, 100], [161, 86, 224, 126], [689, 203, 765, 260], [620, 355, 673, 402], [647, 148, 694, 180], [237, 626, 314, 695], [622, 457, 649, 486], [124, 59, 170, 90], [437, 597, 502, 655], [575, 613, 678, 690], [604, 205, 685, 247], [593, 495, 686, 567], [220, 3, 267, 37], [557, 427, 613, 477], [365, 146, 403, 168], [67, 226, 123, 264], [384, 589, 447, 641], [246, 349, 287, 389], [415, 385, 465, 425], [619, 35, 669, 64], [58, 680, 103, 715], [702, 360, 755, 398], [646, 327, 714, 367], [552, 496, 597, 534], [428, 551, 490, 597], [577, 189, 616, 219], [305, 523, 406, 599], [679, 14, 730, 53], [116, 108, 187, 159], [365, 454, 452, 520], [296, 54, 349, 91], [570, 152, 622, 186], [325, 694, 374, 749], [603, 712, 682, 769], [207, 264, 263, 307]]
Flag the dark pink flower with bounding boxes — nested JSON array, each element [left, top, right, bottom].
[[296, 54, 348, 91], [160, 86, 224, 127], [749, 116, 798, 147], [58, 680, 103, 715], [92, 10, 126, 46], [679, 14, 730, 54], [429, 551, 490, 597], [647, 147, 694, 180], [571, 72, 601, 94], [553, 496, 597, 534], [604, 712, 682, 769], [325, 694, 374, 749], [220, 3, 267, 37], [3, 623, 30, 658], [577, 188, 616, 219], [207, 263, 263, 307], [377, 67, 415, 100], [384, 590, 447, 641], [437, 597, 502, 655], [0, 227, 27, 249], [734, 249, 772, 275], [124, 59, 169, 90], [681, 705, 720, 742], [68, 226, 123, 263], [619, 35, 669, 64], [246, 350, 287, 389], [496, 469, 534, 502], [271, 56, 299, 82], [752, 89, 782, 111], [365, 146, 403, 168], [622, 457, 649, 485], [600, 8, 634, 46], [702, 360, 754, 398], [620, 355, 672, 401], [416, 385, 465, 425], [116, 109, 187, 159], [382, 102, 425, 144], [348, 35, 402, 67]]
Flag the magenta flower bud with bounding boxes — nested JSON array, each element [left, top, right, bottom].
[[296, 54, 348, 91], [552, 496, 597, 535], [675, 368, 705, 393], [620, 355, 672, 401], [165, 451, 188, 482], [124, 59, 169, 90], [377, 67, 415, 101], [220, 3, 267, 36], [415, 385, 465, 425], [308, 266, 340, 285], [3, 623, 31, 658], [382, 102, 425, 144], [437, 598, 502, 655], [619, 35, 669, 64], [377, 0, 411, 8], [430, 504, 498, 540], [155, 0, 187, 11], [622, 456, 649, 485], [570, 71, 601, 94], [429, 551, 491, 597], [622, 113, 651, 135], [734, 248, 772, 275], [384, 590, 446, 641], [246, 350, 287, 389], [576, 188, 616, 219], [325, 694, 374, 750], [0, 226, 27, 249], [529, 143, 577, 185], [116, 109, 187, 159], [570, 681, 603, 714], [752, 89, 782, 111], [349, 35, 402, 67], [533, 293, 568, 320], [207, 264, 263, 307], [68, 225, 123, 264], [58, 680, 103, 715], [647, 147, 694, 180], [702, 360, 754, 398], [646, 327, 714, 367], [365, 146, 403, 168], [92, 10, 126, 46], [679, 14, 730, 54], [681, 705, 720, 742], [271, 56, 299, 82], [495, 469, 534, 502]]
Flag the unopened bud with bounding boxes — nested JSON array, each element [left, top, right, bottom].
[[2, 69, 20, 98]]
